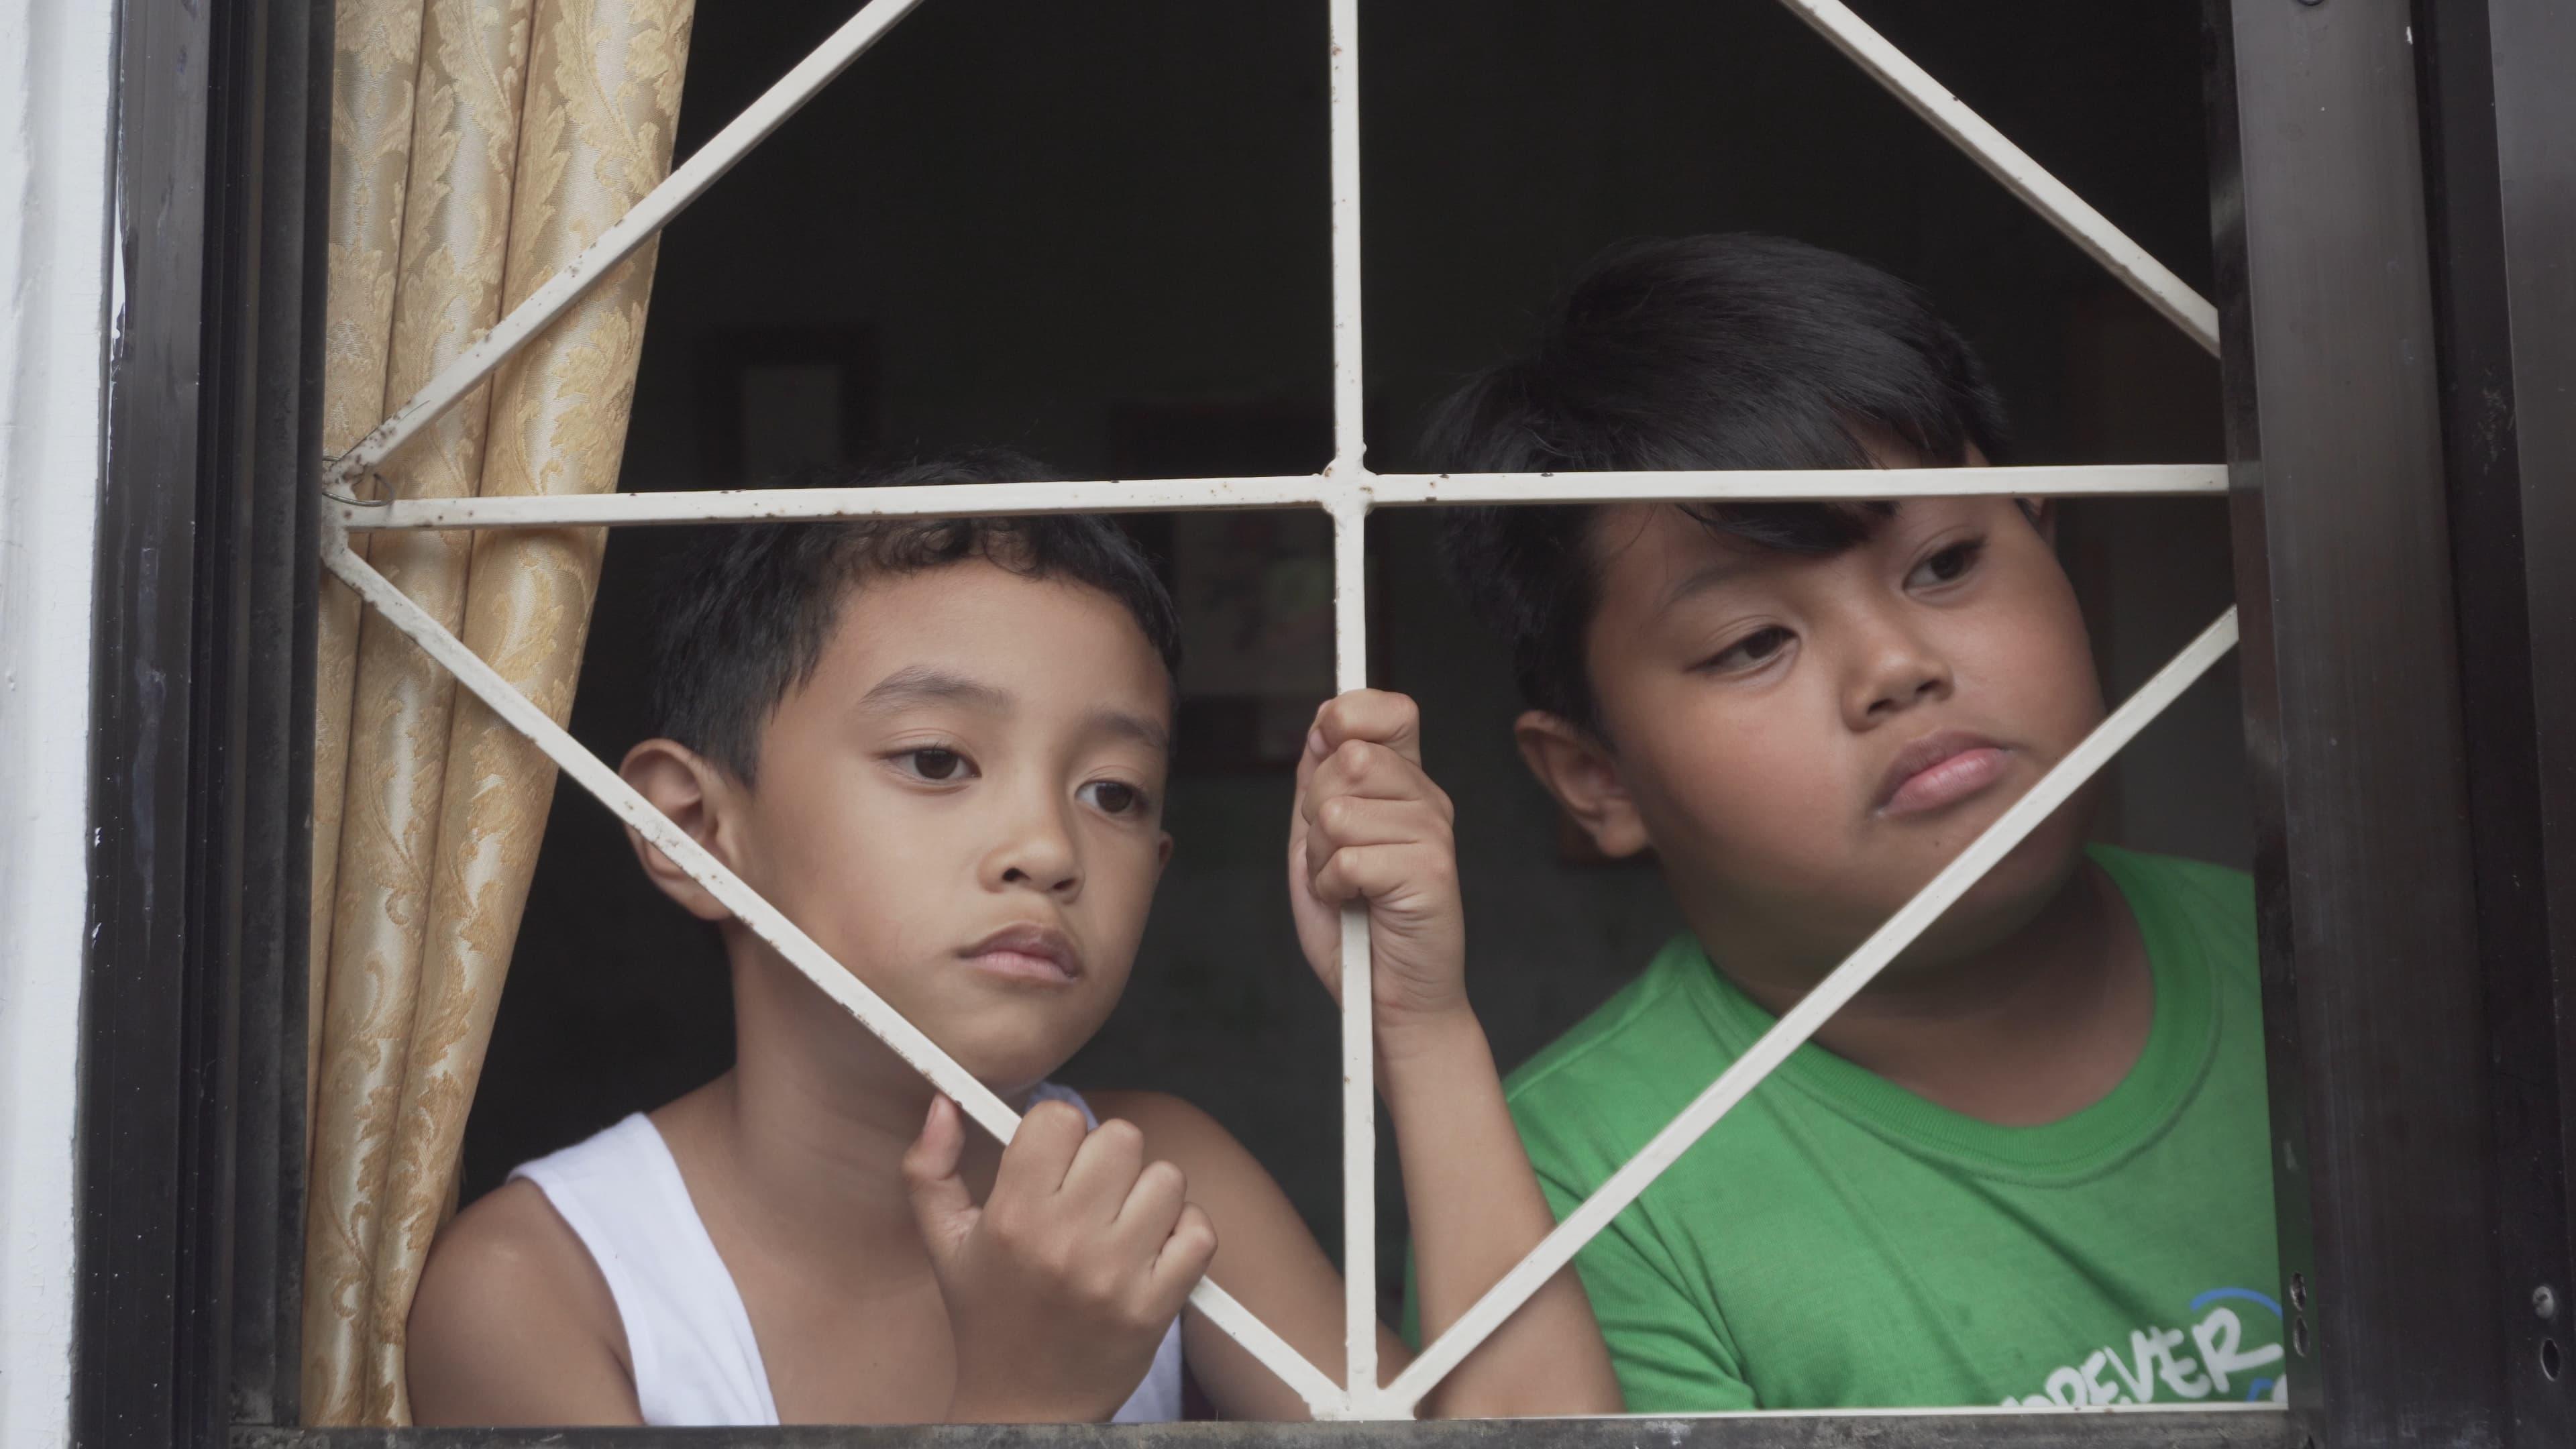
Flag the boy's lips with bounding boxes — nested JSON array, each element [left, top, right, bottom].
[[1875, 729, 2012, 817], [958, 923, 1083, 984]]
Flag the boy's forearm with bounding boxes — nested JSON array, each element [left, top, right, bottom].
[[1379, 1008, 1623, 1418]]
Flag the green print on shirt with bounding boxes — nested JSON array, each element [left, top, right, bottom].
[[1454, 847, 2282, 1412]]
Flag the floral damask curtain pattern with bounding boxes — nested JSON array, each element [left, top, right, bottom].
[[304, 0, 694, 1424]]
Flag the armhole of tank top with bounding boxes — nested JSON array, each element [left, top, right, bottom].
[[514, 1121, 663, 1407], [627, 1116, 780, 1423]]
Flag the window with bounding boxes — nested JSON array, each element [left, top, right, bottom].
[[70, 0, 2574, 1445]]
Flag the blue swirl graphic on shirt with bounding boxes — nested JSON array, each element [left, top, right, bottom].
[[2192, 1287, 2285, 1401], [2190, 1286, 2282, 1320]]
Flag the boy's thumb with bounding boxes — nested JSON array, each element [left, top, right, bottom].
[[902, 1095, 977, 1267]]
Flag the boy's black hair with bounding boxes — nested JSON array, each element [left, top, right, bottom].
[[1428, 233, 2008, 734], [646, 450, 1181, 784]]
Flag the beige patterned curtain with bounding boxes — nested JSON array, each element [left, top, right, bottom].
[[304, 0, 695, 1424]]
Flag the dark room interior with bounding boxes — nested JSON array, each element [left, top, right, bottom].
[[464, 0, 2246, 1321]]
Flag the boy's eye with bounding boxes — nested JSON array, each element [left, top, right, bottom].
[[1706, 626, 1794, 672], [1079, 780, 1148, 816], [896, 747, 973, 782], [1908, 538, 1985, 589]]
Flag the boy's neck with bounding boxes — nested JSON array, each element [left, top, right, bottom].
[[659, 947, 1017, 1280], [1712, 857, 2153, 1127]]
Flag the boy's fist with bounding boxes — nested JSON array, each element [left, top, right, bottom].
[[904, 1095, 1214, 1422], [1288, 689, 1469, 1035]]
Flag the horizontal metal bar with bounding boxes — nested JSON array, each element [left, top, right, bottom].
[[1385, 606, 2243, 1412], [320, 541, 1345, 1417], [333, 464, 2227, 531], [1776, 0, 2220, 355], [233, 1404, 2294, 1446], [323, 0, 932, 488], [1371, 464, 2224, 506]]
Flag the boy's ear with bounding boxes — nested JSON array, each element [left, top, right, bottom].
[[1512, 710, 1652, 861], [619, 738, 739, 923]]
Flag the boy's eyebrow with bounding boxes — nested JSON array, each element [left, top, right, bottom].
[[857, 666, 1169, 756], [1659, 498, 1914, 608], [1662, 557, 1757, 610], [856, 664, 1014, 716], [1089, 708, 1172, 758]]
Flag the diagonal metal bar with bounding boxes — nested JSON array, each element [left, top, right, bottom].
[[323, 0, 934, 489], [330, 464, 2229, 532], [318, 539, 1348, 1419], [1382, 606, 2243, 1413], [1777, 0, 2219, 355]]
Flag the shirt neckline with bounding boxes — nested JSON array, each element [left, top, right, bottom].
[[1668, 845, 2222, 1186]]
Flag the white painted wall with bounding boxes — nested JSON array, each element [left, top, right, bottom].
[[0, 0, 117, 1444]]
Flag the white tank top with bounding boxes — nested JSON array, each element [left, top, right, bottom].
[[511, 1083, 1187, 1426]]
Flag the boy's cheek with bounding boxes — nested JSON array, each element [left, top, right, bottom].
[[1630, 728, 1855, 881]]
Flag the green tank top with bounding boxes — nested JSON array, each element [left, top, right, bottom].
[[1447, 846, 2284, 1411]]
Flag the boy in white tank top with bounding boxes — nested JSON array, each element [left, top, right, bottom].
[[405, 454, 1621, 1426]]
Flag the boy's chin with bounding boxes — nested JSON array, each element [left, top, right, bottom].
[[1886, 829, 2092, 966], [930, 1018, 1108, 1099]]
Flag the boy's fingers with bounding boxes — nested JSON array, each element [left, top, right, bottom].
[[1059, 1116, 1148, 1225], [1311, 739, 1452, 819], [1290, 722, 1327, 869], [993, 1097, 1089, 1205], [1148, 1201, 1220, 1302], [1315, 689, 1424, 766], [1112, 1159, 1189, 1251], [1309, 794, 1450, 855], [901, 1096, 978, 1264], [1311, 841, 1453, 908], [1295, 712, 1330, 800]]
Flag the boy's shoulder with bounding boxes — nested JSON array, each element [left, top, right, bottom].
[[2089, 844, 2257, 975], [1502, 935, 1737, 1173], [2093, 842, 2253, 907], [1081, 1088, 1290, 1210], [1506, 933, 1729, 1093], [1083, 1088, 1238, 1161], [407, 1177, 635, 1420]]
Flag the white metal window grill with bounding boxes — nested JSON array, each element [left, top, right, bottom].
[[319, 0, 2248, 1423]]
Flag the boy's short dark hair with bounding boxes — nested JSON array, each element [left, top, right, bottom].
[[1428, 233, 2008, 733], [646, 450, 1181, 784]]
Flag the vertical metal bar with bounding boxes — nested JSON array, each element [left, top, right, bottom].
[[1329, 494, 1376, 1419], [1328, 0, 1366, 476], [1326, 0, 1375, 1418], [2206, 0, 2508, 1442]]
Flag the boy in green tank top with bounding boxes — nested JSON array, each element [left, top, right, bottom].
[[1409, 235, 2283, 1411]]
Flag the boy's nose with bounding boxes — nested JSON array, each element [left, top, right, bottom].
[[1844, 626, 1954, 727], [982, 801, 1081, 898]]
